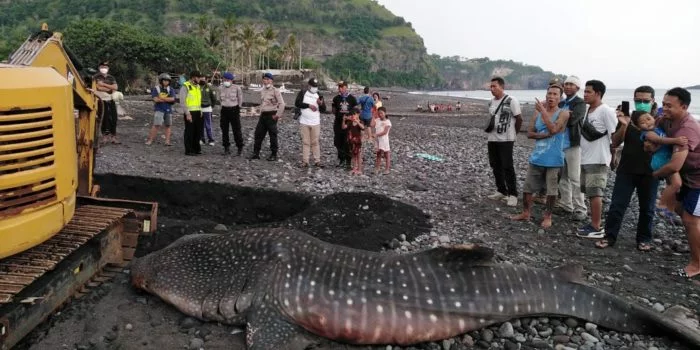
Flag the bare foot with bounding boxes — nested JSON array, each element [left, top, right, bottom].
[[511, 212, 530, 221], [541, 215, 552, 229]]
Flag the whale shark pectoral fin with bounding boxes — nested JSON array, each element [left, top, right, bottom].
[[553, 263, 586, 284], [245, 308, 318, 350], [411, 244, 496, 267]]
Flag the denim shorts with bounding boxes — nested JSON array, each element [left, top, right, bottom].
[[677, 186, 700, 217], [153, 111, 172, 126]]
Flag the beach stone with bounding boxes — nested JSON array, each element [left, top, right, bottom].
[[499, 322, 515, 338], [581, 332, 599, 343]]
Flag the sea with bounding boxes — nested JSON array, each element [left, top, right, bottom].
[[415, 88, 700, 118]]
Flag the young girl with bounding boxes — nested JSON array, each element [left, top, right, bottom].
[[636, 112, 687, 218], [342, 109, 365, 175], [374, 107, 392, 174]]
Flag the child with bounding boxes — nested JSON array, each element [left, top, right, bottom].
[[342, 109, 365, 175], [636, 112, 687, 218], [374, 106, 392, 174]]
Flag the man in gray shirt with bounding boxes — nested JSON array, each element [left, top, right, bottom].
[[219, 72, 244, 155], [248, 72, 285, 161]]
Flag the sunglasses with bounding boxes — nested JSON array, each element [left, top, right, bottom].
[[634, 99, 653, 103]]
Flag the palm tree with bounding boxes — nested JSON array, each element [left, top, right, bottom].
[[261, 26, 277, 69], [236, 24, 264, 70], [282, 34, 297, 70]]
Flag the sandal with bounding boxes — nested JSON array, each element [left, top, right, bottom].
[[637, 242, 652, 252]]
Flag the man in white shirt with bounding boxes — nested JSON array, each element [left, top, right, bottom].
[[577, 80, 618, 238], [294, 78, 327, 167], [486, 77, 523, 207]]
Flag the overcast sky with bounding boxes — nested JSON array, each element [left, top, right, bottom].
[[376, 0, 699, 89]]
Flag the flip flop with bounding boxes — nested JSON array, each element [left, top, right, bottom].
[[576, 231, 606, 239]]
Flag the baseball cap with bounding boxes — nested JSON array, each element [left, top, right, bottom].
[[308, 78, 319, 87], [262, 72, 274, 80], [563, 75, 581, 88], [223, 72, 234, 80]]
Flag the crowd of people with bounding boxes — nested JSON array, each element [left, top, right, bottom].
[[142, 71, 392, 174], [485, 76, 700, 279]]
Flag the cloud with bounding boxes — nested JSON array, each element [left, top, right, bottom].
[[376, 0, 700, 88]]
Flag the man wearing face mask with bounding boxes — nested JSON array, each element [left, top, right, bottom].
[[219, 72, 244, 155], [179, 71, 204, 156], [594, 85, 659, 251], [93, 61, 120, 144], [295, 78, 327, 167], [249, 72, 285, 161], [331, 81, 358, 168]]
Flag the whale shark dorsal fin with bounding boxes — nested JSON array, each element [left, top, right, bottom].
[[411, 243, 496, 266], [553, 263, 585, 283]]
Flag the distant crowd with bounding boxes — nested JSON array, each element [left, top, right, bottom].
[[483, 75, 700, 280]]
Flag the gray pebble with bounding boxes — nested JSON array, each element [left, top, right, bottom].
[[581, 332, 599, 343], [499, 322, 515, 338], [188, 338, 204, 350], [481, 329, 494, 342], [653, 303, 665, 312]]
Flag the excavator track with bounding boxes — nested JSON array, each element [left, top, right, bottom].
[[0, 197, 157, 350]]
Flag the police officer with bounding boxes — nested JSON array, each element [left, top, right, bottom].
[[248, 72, 285, 161], [180, 71, 203, 155], [219, 72, 244, 155]]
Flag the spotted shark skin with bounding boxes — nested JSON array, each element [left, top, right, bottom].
[[131, 228, 700, 350]]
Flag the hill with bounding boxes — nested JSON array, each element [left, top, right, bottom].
[[0, 0, 563, 90]]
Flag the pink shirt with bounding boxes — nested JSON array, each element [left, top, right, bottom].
[[668, 113, 700, 189]]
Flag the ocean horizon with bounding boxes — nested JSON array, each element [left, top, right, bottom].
[[415, 88, 700, 117]]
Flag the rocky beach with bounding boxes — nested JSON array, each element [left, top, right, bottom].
[[14, 88, 700, 350]]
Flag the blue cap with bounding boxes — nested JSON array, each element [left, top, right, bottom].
[[262, 72, 274, 80], [223, 72, 234, 80]]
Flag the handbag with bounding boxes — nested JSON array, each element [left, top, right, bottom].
[[580, 110, 608, 141], [485, 95, 509, 132]]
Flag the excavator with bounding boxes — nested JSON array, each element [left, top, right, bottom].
[[0, 24, 158, 349]]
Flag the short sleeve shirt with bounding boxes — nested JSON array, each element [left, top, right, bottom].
[[580, 103, 618, 165], [668, 113, 700, 189], [487, 95, 521, 142]]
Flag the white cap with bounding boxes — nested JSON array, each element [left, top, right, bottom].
[[564, 75, 581, 88]]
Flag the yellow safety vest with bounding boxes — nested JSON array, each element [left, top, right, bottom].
[[183, 81, 202, 112]]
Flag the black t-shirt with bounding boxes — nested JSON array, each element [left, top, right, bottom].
[[331, 94, 358, 117], [616, 124, 652, 175]]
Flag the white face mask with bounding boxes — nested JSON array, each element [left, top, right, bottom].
[[223, 81, 232, 87], [264, 83, 273, 89], [309, 87, 318, 94], [99, 68, 108, 74]]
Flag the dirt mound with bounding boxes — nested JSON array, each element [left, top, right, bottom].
[[284, 192, 432, 251], [93, 174, 431, 253]]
